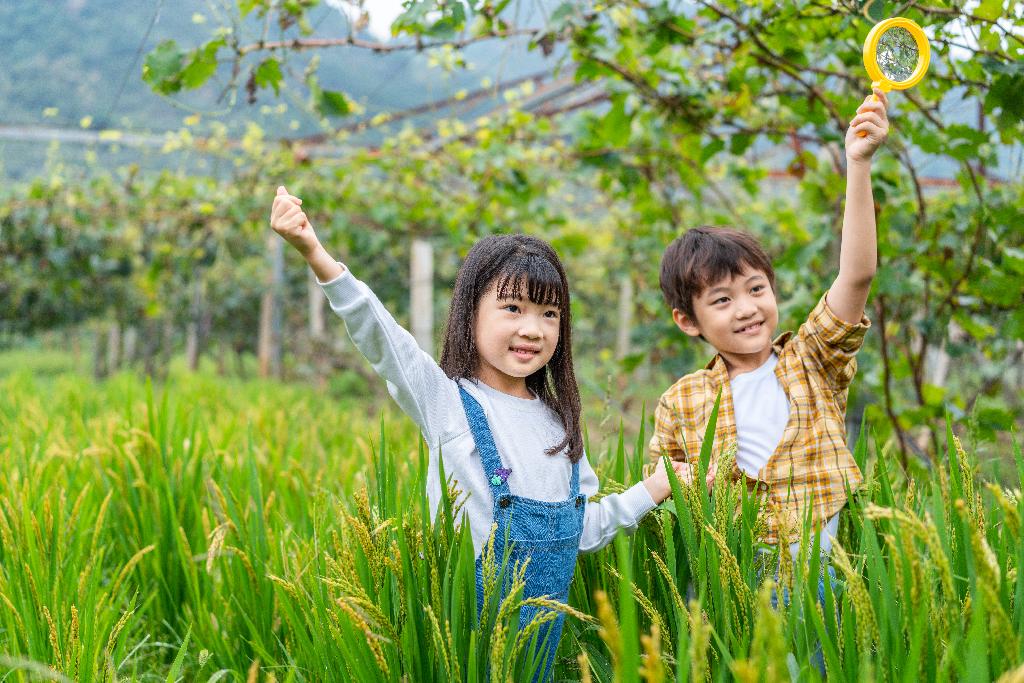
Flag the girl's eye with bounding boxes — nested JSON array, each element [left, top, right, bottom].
[[503, 304, 520, 313], [544, 310, 559, 319]]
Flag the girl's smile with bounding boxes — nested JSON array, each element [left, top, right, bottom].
[[510, 343, 542, 361]]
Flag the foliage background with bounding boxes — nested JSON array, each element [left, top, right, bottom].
[[1, 1, 1023, 677]]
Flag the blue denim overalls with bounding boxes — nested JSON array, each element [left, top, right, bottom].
[[458, 386, 585, 679]]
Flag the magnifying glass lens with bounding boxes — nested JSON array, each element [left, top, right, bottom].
[[876, 26, 918, 83]]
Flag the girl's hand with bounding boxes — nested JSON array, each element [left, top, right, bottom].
[[644, 457, 715, 504], [845, 88, 890, 164], [704, 457, 718, 490], [270, 186, 321, 257]]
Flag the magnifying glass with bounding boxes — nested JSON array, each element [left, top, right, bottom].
[[859, 17, 930, 135]]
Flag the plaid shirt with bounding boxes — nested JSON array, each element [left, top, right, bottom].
[[649, 292, 870, 545]]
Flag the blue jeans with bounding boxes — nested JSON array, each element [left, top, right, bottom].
[[762, 562, 839, 677]]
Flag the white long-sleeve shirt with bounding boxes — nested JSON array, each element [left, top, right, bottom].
[[318, 266, 657, 557]]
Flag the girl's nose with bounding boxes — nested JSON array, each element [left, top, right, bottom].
[[518, 319, 543, 339]]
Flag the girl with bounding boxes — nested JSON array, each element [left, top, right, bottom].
[[269, 186, 690, 673]]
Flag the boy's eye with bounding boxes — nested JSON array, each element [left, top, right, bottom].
[[713, 297, 729, 305], [751, 285, 765, 294]]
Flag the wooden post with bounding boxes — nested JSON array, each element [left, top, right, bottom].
[[309, 269, 326, 341], [122, 325, 138, 369], [615, 273, 634, 360], [259, 233, 284, 378], [159, 316, 174, 379], [410, 237, 434, 356], [106, 321, 121, 374], [92, 322, 108, 380], [186, 276, 204, 372]]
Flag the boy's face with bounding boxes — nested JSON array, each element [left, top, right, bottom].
[[673, 266, 778, 368]]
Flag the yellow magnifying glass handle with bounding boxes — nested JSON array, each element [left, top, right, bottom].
[[856, 81, 886, 137]]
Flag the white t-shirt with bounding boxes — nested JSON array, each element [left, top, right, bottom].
[[731, 353, 789, 478], [731, 353, 840, 559]]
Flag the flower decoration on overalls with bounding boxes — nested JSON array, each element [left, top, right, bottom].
[[490, 467, 512, 486]]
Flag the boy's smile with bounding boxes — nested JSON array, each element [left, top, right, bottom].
[[673, 266, 779, 377], [735, 320, 766, 335]]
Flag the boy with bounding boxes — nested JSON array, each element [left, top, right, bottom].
[[650, 90, 889, 559]]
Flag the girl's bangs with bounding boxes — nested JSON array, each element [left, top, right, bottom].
[[493, 252, 564, 308]]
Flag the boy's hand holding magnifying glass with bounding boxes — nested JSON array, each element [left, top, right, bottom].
[[844, 16, 932, 164], [846, 88, 890, 165], [846, 16, 931, 160]]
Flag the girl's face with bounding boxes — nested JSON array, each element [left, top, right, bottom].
[[473, 279, 560, 399]]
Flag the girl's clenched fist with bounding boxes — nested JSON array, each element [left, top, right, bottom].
[[270, 186, 320, 257]]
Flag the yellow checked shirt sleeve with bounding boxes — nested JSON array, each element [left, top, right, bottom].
[[794, 291, 871, 391], [647, 395, 688, 476]]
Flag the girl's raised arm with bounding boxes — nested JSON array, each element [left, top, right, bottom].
[[318, 267, 457, 447], [270, 187, 458, 447]]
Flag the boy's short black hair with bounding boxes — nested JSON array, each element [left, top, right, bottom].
[[659, 226, 776, 321]]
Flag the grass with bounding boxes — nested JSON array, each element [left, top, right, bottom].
[[0, 356, 1022, 681]]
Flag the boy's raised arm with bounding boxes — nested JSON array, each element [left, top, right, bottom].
[[827, 89, 889, 324]]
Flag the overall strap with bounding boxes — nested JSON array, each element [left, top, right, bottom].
[[569, 458, 580, 497], [458, 385, 512, 497]]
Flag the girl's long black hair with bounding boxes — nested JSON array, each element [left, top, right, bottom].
[[439, 234, 583, 463]]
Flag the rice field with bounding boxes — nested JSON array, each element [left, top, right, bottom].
[[0, 358, 1022, 682]]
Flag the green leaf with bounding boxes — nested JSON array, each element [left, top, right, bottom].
[[180, 39, 224, 90], [963, 589, 990, 682], [142, 40, 185, 94], [427, 15, 461, 38], [602, 95, 631, 147], [945, 124, 990, 161], [1003, 247, 1024, 274], [729, 133, 752, 155], [980, 57, 1024, 76], [315, 89, 353, 117], [922, 382, 946, 406], [239, 0, 261, 17], [550, 2, 576, 25], [254, 58, 283, 95], [985, 74, 1024, 133], [166, 625, 191, 682], [700, 138, 725, 163], [867, 0, 887, 22], [974, 0, 1004, 22], [975, 402, 1015, 442], [953, 311, 996, 340]]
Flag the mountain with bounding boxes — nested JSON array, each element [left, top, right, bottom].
[[0, 0, 561, 179]]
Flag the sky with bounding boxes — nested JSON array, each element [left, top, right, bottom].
[[322, 0, 406, 40], [365, 0, 406, 39]]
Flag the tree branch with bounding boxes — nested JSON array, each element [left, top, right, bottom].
[[875, 294, 911, 465], [237, 26, 546, 56]]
